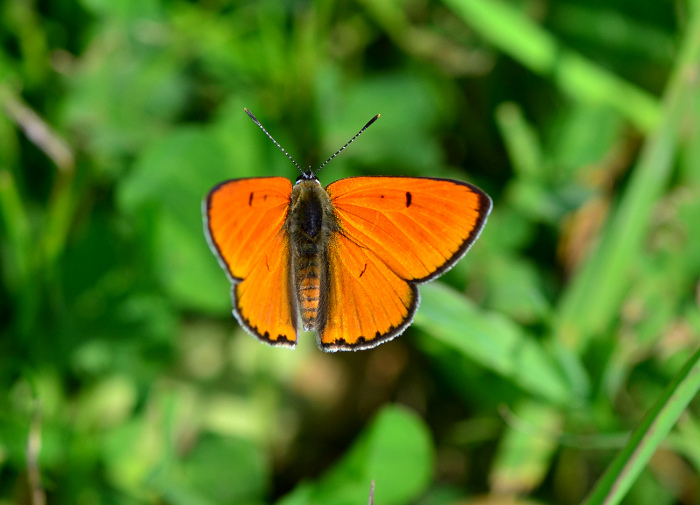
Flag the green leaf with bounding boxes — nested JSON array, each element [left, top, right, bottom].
[[414, 283, 573, 406], [118, 126, 234, 312], [174, 435, 268, 505], [278, 405, 434, 505], [489, 400, 563, 493]]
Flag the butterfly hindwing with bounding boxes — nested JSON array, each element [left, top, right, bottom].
[[321, 176, 492, 350], [204, 177, 298, 347], [322, 231, 418, 351]]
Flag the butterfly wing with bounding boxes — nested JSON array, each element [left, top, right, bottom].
[[321, 176, 492, 351], [204, 177, 298, 347]]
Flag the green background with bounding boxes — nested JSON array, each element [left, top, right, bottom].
[[2, 0, 700, 504]]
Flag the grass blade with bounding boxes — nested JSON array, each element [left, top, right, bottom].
[[582, 345, 700, 505], [554, 4, 700, 351], [441, 0, 659, 131]]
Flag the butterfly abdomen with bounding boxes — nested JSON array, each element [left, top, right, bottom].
[[296, 253, 323, 328], [286, 179, 337, 332]]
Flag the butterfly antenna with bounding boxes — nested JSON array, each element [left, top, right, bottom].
[[245, 108, 304, 175], [313, 113, 380, 177]]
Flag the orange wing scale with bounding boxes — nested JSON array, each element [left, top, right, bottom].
[[205, 177, 298, 347], [322, 176, 491, 351]]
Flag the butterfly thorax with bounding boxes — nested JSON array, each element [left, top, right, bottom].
[[286, 179, 337, 332]]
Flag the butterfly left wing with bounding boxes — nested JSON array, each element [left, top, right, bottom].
[[321, 176, 491, 351], [204, 177, 298, 347]]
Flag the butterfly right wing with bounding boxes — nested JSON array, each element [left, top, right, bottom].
[[320, 176, 491, 351], [204, 177, 298, 347]]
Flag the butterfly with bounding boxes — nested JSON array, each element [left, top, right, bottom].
[[204, 109, 492, 352]]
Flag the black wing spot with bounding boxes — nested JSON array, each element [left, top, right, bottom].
[[405, 191, 412, 207], [359, 263, 368, 278], [249, 192, 254, 206], [265, 256, 271, 271]]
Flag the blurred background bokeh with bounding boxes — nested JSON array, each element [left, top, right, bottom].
[[2, 0, 700, 504]]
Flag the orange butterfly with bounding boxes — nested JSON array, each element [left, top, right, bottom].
[[204, 109, 492, 352]]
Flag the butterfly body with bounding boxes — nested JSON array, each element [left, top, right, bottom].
[[286, 176, 336, 333], [204, 110, 492, 352]]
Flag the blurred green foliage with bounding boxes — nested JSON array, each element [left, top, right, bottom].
[[1, 0, 700, 504]]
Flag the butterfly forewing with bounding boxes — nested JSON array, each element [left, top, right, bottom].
[[205, 177, 298, 347]]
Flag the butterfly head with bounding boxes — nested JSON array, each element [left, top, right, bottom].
[[295, 169, 320, 185]]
